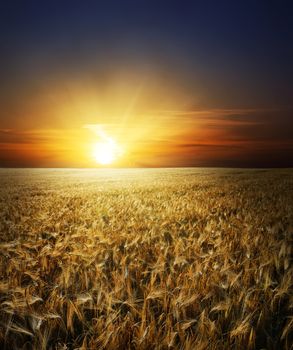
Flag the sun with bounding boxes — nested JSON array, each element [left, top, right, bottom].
[[92, 138, 122, 165]]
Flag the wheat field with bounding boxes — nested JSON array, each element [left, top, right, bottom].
[[0, 168, 292, 350]]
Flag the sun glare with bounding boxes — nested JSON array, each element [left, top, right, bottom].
[[92, 138, 122, 165]]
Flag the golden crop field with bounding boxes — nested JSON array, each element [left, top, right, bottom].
[[0, 168, 292, 350]]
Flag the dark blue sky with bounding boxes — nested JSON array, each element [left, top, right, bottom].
[[0, 0, 293, 167], [1, 0, 293, 105]]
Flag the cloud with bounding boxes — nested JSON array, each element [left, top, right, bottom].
[[83, 124, 110, 140], [177, 143, 244, 149]]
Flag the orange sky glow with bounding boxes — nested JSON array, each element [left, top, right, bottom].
[[1, 76, 292, 167], [1, 97, 291, 168]]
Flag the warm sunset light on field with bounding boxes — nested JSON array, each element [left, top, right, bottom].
[[1, 1, 293, 349]]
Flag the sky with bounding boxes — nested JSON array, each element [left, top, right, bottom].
[[0, 0, 292, 167]]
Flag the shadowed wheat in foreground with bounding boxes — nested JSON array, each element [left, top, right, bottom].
[[0, 168, 292, 349]]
